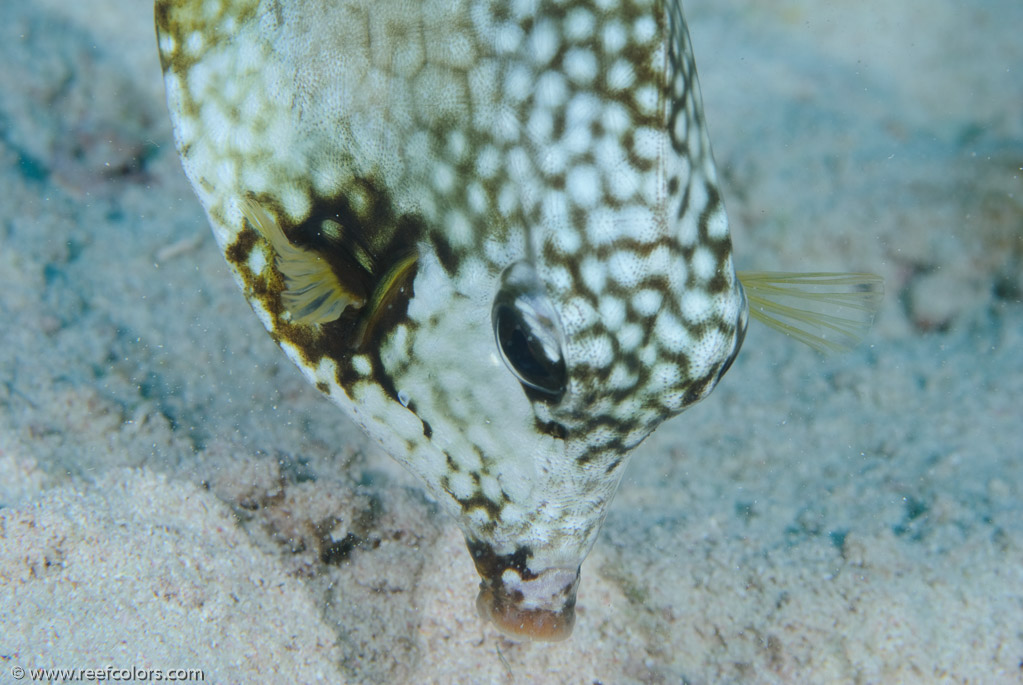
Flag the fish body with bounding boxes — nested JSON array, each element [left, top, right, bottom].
[[156, 0, 879, 640]]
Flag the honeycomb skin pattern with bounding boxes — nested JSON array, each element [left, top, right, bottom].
[[156, 0, 747, 640]]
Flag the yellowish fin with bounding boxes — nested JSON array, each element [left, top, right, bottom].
[[240, 198, 365, 325], [737, 271, 884, 354], [353, 251, 418, 349]]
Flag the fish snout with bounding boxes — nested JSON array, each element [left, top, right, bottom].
[[474, 564, 580, 642], [466, 539, 582, 641]]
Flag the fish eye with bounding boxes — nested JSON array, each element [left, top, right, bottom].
[[493, 302, 566, 397], [492, 262, 567, 400]]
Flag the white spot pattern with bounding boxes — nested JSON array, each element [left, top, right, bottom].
[[157, 0, 749, 640]]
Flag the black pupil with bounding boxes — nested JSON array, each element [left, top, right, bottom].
[[495, 304, 566, 398]]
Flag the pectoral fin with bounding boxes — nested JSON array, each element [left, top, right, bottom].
[[737, 271, 884, 354], [239, 198, 365, 325]]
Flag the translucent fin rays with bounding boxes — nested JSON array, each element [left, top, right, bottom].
[[736, 271, 884, 354], [239, 198, 365, 325], [239, 198, 418, 347]]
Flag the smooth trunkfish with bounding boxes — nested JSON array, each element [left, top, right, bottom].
[[155, 0, 882, 641]]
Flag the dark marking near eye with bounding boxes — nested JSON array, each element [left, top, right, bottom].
[[534, 418, 568, 440], [432, 231, 458, 275], [575, 442, 626, 466]]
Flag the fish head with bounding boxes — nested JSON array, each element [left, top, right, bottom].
[[156, 0, 748, 641]]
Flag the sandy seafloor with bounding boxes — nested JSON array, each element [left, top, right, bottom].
[[1, 0, 1021, 683]]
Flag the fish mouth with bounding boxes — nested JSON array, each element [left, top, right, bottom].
[[474, 565, 580, 642]]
